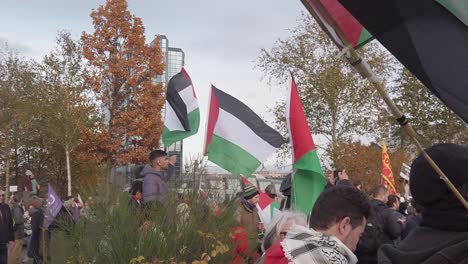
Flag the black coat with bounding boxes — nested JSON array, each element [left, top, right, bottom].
[[28, 208, 44, 259], [371, 199, 404, 241], [0, 202, 14, 243], [379, 226, 468, 264], [11, 203, 25, 239]]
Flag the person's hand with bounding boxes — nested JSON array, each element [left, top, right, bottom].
[[168, 155, 177, 165], [339, 170, 350, 180], [397, 218, 406, 225]]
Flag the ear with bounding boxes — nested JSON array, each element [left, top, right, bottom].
[[338, 216, 352, 236]]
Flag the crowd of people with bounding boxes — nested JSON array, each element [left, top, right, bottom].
[[231, 143, 468, 263], [1, 144, 467, 264]]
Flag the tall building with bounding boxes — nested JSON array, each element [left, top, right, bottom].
[[154, 35, 185, 179]]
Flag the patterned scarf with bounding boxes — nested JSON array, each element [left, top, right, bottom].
[[281, 225, 357, 264]]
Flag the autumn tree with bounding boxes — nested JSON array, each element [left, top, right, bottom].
[[81, 0, 165, 170], [258, 13, 396, 164], [334, 140, 409, 193], [34, 31, 101, 196], [0, 47, 36, 199], [391, 68, 468, 149]]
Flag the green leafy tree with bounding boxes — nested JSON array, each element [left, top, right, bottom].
[[391, 68, 468, 148], [257, 13, 396, 165]]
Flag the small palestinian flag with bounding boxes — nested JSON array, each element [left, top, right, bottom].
[[288, 76, 325, 215], [162, 68, 200, 147], [204, 85, 285, 176]]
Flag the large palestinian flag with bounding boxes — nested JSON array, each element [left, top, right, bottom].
[[288, 76, 325, 215], [337, 0, 468, 123], [204, 86, 285, 176], [162, 68, 200, 146]]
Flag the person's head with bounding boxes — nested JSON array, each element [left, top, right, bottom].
[[262, 210, 307, 251], [130, 181, 143, 200], [29, 196, 44, 209], [149, 150, 169, 171], [309, 187, 371, 252], [410, 144, 468, 216], [243, 185, 259, 206], [369, 185, 389, 204], [353, 181, 362, 190], [265, 184, 277, 199], [327, 170, 336, 185], [387, 195, 400, 210], [26, 170, 33, 178]]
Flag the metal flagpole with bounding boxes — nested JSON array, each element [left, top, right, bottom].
[[304, 0, 468, 210]]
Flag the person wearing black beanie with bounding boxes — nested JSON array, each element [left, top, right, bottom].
[[378, 143, 468, 264]]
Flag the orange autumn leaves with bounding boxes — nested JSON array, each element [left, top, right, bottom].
[[81, 0, 166, 165]]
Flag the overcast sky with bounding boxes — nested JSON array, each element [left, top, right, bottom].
[[0, 0, 307, 170]]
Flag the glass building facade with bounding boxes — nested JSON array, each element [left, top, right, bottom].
[[154, 35, 185, 179]]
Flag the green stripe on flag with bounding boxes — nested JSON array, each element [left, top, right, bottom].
[[436, 0, 468, 27], [162, 108, 200, 146], [357, 29, 373, 48], [207, 134, 261, 176], [292, 149, 326, 215]]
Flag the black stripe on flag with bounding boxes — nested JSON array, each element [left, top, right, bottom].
[[167, 71, 191, 131], [212, 86, 286, 148]]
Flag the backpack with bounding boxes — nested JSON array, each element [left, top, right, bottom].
[[356, 204, 390, 258]]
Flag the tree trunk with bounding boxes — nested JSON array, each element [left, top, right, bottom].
[[66, 144, 72, 196], [5, 152, 11, 202]]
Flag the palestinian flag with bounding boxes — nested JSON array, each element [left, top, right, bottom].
[[204, 85, 285, 176], [382, 142, 397, 195], [162, 68, 200, 146], [301, 0, 372, 48], [338, 0, 468, 123], [287, 76, 325, 215], [241, 176, 280, 226]]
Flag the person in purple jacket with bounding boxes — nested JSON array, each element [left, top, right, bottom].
[[141, 150, 175, 207]]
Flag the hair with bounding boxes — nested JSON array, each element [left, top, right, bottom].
[[337, 179, 352, 187], [149, 150, 167, 162], [130, 180, 143, 195], [387, 195, 400, 208], [309, 186, 371, 230], [369, 185, 388, 198], [262, 210, 307, 251]]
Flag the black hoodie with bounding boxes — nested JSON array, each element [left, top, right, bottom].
[[378, 226, 468, 264]]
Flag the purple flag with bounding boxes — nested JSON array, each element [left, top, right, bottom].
[[44, 184, 63, 228]]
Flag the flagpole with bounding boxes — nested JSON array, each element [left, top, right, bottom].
[[305, 0, 468, 210], [286, 73, 298, 212], [202, 83, 213, 156]]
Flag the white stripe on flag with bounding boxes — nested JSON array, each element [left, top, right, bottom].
[[165, 102, 185, 131], [213, 109, 278, 162], [179, 85, 198, 113]]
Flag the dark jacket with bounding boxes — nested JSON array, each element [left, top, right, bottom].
[[141, 165, 170, 205], [356, 199, 403, 264], [401, 214, 422, 239], [11, 202, 25, 239], [371, 199, 403, 240], [28, 207, 44, 259], [378, 226, 468, 264], [0, 202, 14, 243]]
